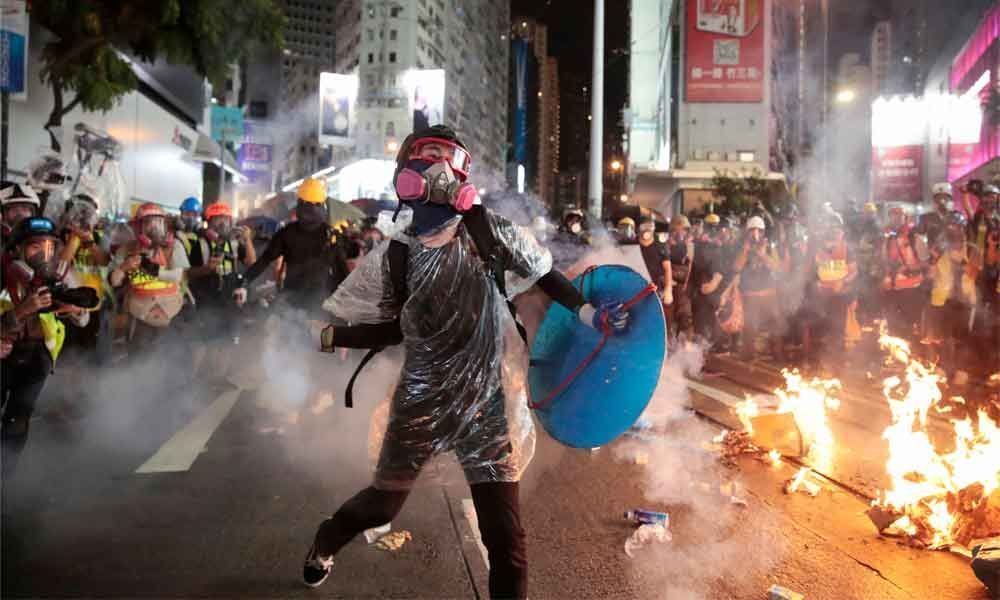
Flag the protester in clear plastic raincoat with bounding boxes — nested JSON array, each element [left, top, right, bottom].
[[302, 126, 629, 599]]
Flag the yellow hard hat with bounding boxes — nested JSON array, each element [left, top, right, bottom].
[[863, 202, 877, 214], [671, 214, 691, 229], [297, 178, 327, 204], [704, 213, 720, 225], [618, 217, 636, 227]]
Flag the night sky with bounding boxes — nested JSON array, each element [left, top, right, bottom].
[[510, 0, 629, 172]]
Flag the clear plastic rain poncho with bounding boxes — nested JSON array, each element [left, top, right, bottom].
[[324, 209, 553, 490]]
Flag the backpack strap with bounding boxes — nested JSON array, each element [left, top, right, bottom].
[[462, 206, 528, 344], [344, 240, 409, 408]]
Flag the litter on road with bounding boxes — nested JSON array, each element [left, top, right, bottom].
[[623, 523, 671, 558], [375, 530, 412, 552], [768, 583, 805, 600]]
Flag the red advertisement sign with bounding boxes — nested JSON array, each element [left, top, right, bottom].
[[872, 145, 924, 203], [685, 0, 765, 103]]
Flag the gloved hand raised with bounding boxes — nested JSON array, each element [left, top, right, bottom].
[[578, 301, 629, 334]]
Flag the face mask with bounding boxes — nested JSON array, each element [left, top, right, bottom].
[[208, 216, 232, 239], [657, 233, 668, 244], [3, 203, 35, 227], [142, 216, 169, 245], [395, 159, 478, 212], [180, 213, 200, 232], [22, 238, 61, 280], [569, 222, 582, 234], [936, 198, 953, 212], [297, 202, 326, 229]]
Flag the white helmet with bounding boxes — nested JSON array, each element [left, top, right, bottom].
[[984, 184, 999, 195], [931, 182, 953, 197], [746, 216, 766, 230], [0, 182, 41, 208]]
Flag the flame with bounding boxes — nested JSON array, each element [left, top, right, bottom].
[[768, 449, 782, 467], [874, 334, 1000, 548], [735, 397, 759, 434], [774, 369, 842, 473], [788, 467, 809, 492]]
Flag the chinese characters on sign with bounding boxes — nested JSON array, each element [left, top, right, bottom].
[[872, 145, 924, 203], [685, 0, 764, 103]]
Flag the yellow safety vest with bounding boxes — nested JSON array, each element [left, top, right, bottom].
[[0, 289, 66, 361]]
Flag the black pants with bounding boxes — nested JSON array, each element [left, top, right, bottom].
[[1, 340, 52, 480], [882, 287, 923, 340], [314, 482, 527, 599]]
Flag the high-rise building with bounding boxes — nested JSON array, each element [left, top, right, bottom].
[[871, 21, 892, 96], [509, 18, 560, 208], [273, 0, 339, 183], [332, 0, 509, 189]]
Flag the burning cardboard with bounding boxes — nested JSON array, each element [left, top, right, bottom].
[[749, 413, 805, 458]]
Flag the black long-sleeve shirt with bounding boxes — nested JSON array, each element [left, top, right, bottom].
[[244, 222, 349, 310]]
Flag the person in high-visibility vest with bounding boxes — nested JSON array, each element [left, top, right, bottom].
[[804, 209, 857, 369], [1, 217, 91, 479], [925, 212, 981, 380], [879, 204, 929, 341]]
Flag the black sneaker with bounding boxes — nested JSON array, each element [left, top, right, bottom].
[[302, 542, 333, 588]]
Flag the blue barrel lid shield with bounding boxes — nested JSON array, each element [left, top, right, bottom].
[[528, 265, 666, 448]]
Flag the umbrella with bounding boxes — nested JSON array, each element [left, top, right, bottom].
[[327, 199, 366, 224], [238, 215, 280, 236], [350, 197, 399, 217]]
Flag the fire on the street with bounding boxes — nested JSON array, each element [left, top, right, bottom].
[[871, 335, 1000, 549]]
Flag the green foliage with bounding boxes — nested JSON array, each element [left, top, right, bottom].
[[710, 167, 780, 215], [31, 0, 285, 148]]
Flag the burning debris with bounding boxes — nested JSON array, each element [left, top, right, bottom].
[[783, 467, 821, 497], [869, 335, 1000, 550]]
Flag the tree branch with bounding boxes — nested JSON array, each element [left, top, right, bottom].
[[60, 95, 83, 118]]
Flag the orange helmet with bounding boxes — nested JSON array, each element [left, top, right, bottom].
[[135, 202, 166, 220], [204, 202, 233, 220]]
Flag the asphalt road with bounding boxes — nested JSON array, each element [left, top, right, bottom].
[[2, 339, 992, 600]]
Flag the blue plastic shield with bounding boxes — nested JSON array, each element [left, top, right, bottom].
[[528, 265, 666, 448]]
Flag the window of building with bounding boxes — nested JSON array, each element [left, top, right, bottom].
[[367, 29, 374, 41], [390, 29, 397, 40], [386, 121, 395, 136], [390, 7, 402, 17], [379, 29, 384, 39], [368, 53, 374, 63], [389, 52, 397, 63], [365, 121, 371, 132]]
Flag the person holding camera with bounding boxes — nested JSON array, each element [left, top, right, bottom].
[[1, 217, 93, 479], [185, 202, 255, 383], [734, 216, 784, 361]]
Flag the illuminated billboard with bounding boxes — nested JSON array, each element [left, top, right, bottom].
[[403, 69, 445, 134], [319, 72, 358, 146]]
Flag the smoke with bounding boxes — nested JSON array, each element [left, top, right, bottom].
[[611, 342, 788, 599]]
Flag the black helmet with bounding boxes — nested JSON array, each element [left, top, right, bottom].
[[9, 216, 57, 246]]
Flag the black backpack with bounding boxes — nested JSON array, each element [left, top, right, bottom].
[[344, 205, 527, 407]]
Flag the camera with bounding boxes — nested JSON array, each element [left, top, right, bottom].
[[41, 281, 99, 312]]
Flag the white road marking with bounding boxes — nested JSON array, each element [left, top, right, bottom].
[[135, 388, 241, 474], [461, 498, 490, 567], [685, 378, 744, 407]]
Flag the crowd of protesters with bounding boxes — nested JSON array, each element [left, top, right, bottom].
[[621, 180, 1000, 381]]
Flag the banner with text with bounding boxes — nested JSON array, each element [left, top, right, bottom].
[[872, 145, 923, 203], [685, 0, 765, 103]]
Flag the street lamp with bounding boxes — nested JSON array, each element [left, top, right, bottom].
[[619, 193, 628, 203], [610, 159, 622, 172], [835, 88, 856, 104]]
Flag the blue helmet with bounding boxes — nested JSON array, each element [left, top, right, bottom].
[[180, 196, 202, 214]]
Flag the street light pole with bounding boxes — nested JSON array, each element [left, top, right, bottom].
[[588, 0, 605, 221]]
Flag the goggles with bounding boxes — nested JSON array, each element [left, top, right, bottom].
[[408, 138, 472, 179]]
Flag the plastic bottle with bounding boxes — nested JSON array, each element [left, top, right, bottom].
[[623, 509, 669, 527]]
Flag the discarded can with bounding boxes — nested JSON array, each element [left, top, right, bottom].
[[768, 584, 805, 600], [623, 509, 669, 527]]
